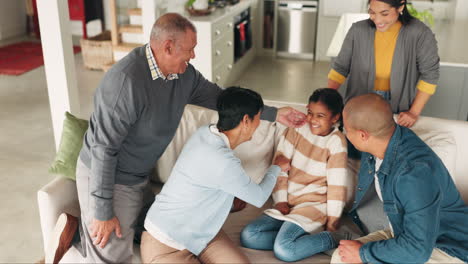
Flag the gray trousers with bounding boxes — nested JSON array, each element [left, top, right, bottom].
[[74, 158, 148, 263]]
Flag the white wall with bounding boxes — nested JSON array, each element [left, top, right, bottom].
[[103, 0, 112, 30], [0, 0, 26, 40], [316, 0, 367, 61], [453, 0, 468, 20]]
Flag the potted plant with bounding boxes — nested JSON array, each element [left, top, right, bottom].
[[407, 2, 434, 27]]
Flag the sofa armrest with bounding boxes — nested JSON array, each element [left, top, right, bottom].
[[37, 177, 80, 252]]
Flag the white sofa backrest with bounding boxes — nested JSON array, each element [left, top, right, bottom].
[[154, 104, 285, 184], [154, 101, 468, 204], [410, 116, 468, 202], [154, 105, 218, 183], [257, 100, 468, 203]]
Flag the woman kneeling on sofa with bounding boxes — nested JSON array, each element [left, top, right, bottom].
[[140, 87, 290, 263]]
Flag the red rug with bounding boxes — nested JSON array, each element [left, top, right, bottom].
[[0, 42, 81, 76]]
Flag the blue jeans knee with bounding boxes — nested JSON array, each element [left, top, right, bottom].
[[274, 242, 298, 262], [273, 222, 337, 262], [240, 214, 283, 250], [240, 224, 258, 249]]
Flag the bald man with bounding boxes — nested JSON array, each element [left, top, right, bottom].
[[332, 94, 468, 263], [45, 13, 305, 263]]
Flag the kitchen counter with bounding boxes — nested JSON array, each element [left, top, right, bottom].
[[184, 0, 254, 24], [326, 13, 468, 67]]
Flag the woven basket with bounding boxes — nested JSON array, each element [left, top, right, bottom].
[[80, 31, 113, 70]]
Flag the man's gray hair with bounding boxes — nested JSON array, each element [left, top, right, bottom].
[[150, 13, 196, 43]]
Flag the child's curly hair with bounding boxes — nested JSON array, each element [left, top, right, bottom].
[[308, 88, 344, 131]]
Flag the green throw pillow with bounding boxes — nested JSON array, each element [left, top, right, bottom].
[[49, 112, 89, 180]]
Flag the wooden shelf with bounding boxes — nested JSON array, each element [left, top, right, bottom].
[[113, 43, 140, 52], [119, 25, 143, 34], [128, 8, 142, 16]]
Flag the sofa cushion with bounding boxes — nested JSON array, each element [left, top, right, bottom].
[[413, 128, 456, 175], [154, 104, 282, 184], [410, 119, 457, 178], [154, 105, 218, 183], [233, 121, 282, 184], [49, 112, 88, 180], [411, 116, 468, 202]]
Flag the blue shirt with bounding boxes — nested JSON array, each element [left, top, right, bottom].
[[349, 125, 468, 263], [145, 125, 280, 255]]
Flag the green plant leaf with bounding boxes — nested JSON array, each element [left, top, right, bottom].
[[186, 0, 196, 7], [406, 3, 434, 27]]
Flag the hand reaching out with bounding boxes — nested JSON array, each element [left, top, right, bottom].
[[277, 107, 307, 128]]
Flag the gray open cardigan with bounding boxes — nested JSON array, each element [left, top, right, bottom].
[[332, 19, 440, 113]]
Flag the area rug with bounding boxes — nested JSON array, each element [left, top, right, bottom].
[[0, 42, 81, 76]]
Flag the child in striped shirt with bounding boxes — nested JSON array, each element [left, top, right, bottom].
[[241, 88, 348, 262]]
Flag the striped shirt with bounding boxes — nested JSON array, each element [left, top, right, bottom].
[[145, 43, 178, 81], [264, 125, 348, 232]]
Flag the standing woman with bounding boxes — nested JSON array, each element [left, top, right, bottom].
[[328, 0, 439, 128]]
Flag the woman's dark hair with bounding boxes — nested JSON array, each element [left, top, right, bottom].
[[367, 0, 414, 26], [216, 86, 264, 132], [309, 88, 344, 131]]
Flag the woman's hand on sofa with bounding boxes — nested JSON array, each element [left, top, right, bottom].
[[277, 107, 307, 128], [397, 111, 419, 128], [90, 216, 122, 248]]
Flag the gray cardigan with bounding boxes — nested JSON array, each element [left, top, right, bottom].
[[332, 19, 440, 113]]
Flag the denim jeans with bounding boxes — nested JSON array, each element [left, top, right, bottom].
[[240, 215, 337, 262], [374, 90, 391, 101]]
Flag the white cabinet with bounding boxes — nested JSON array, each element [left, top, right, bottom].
[[189, 0, 258, 87], [191, 14, 234, 87], [211, 16, 235, 85]]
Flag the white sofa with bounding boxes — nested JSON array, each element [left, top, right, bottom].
[[38, 100, 468, 263]]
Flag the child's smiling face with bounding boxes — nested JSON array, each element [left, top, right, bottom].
[[306, 101, 340, 136]]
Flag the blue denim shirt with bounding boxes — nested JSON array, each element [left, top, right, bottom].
[[349, 125, 468, 263]]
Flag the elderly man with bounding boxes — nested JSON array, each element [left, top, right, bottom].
[[45, 13, 304, 263], [333, 93, 468, 263]]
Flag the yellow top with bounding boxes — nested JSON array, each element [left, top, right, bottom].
[[374, 21, 402, 91], [328, 21, 436, 95]]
